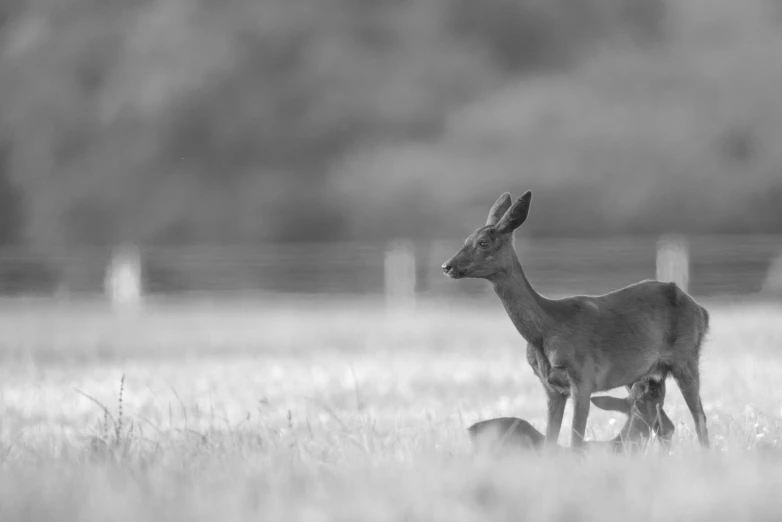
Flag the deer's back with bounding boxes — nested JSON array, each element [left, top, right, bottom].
[[549, 280, 708, 391], [468, 417, 545, 451]]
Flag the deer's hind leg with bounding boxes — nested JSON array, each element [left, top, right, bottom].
[[671, 360, 709, 448]]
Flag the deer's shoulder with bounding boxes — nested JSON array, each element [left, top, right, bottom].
[[548, 295, 601, 321]]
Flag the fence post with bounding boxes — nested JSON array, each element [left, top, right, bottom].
[[762, 251, 782, 297], [105, 243, 143, 313], [384, 239, 416, 312], [656, 234, 689, 292]]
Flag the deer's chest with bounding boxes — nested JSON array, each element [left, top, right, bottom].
[[525, 343, 571, 395]]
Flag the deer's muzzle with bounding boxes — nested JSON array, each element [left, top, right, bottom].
[[441, 261, 465, 279]]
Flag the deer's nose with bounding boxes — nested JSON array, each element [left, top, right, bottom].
[[441, 262, 453, 273]]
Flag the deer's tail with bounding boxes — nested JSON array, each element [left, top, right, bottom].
[[696, 305, 710, 352], [673, 283, 710, 354]]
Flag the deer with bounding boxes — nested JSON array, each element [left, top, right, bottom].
[[468, 377, 675, 454], [442, 191, 710, 450]]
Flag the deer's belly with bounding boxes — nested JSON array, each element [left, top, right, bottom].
[[594, 360, 667, 392]]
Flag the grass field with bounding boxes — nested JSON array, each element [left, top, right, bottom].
[[0, 296, 781, 521]]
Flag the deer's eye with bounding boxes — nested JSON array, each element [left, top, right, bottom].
[[477, 240, 490, 249]]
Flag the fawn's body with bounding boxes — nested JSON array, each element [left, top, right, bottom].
[[469, 377, 675, 454], [443, 191, 709, 449]]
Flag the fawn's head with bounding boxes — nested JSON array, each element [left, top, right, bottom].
[[591, 379, 675, 444], [442, 191, 532, 280]]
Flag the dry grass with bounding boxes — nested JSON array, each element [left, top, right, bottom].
[[0, 297, 781, 521]]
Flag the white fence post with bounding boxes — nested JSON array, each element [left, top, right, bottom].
[[105, 243, 143, 313], [656, 234, 689, 292], [384, 239, 416, 312], [762, 251, 782, 296]]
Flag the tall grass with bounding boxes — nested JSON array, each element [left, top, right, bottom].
[[0, 298, 780, 521]]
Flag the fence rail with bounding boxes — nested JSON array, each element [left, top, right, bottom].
[[0, 234, 780, 302]]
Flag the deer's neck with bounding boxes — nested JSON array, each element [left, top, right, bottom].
[[492, 256, 552, 345]]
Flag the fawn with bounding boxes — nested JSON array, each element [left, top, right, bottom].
[[469, 377, 675, 454], [442, 191, 709, 449]]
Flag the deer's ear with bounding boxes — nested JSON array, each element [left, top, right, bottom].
[[591, 396, 630, 413], [485, 192, 513, 226], [656, 405, 675, 436], [495, 191, 532, 234]]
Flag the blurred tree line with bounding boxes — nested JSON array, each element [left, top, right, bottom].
[[0, 0, 780, 255]]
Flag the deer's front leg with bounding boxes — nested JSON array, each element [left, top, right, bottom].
[[544, 387, 567, 447], [570, 378, 594, 450]]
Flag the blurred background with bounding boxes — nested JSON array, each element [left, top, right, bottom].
[[0, 0, 781, 302]]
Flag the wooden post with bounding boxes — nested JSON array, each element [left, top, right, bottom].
[[105, 243, 143, 313], [656, 234, 689, 292]]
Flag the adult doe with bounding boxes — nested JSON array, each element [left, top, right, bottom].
[[469, 378, 675, 454], [442, 191, 710, 449]]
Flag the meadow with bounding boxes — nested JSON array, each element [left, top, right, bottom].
[[0, 296, 780, 521]]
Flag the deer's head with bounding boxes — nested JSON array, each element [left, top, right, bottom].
[[442, 191, 532, 280], [591, 379, 675, 446]]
